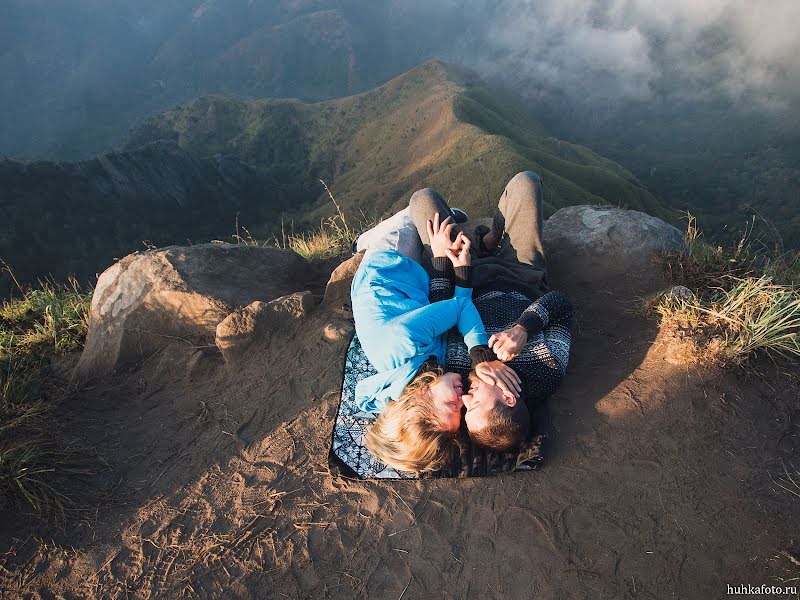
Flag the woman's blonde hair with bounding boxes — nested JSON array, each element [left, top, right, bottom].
[[364, 366, 454, 474]]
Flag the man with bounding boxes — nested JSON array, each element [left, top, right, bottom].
[[408, 171, 573, 453]]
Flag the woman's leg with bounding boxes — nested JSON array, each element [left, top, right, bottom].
[[408, 188, 461, 265], [354, 206, 423, 263]]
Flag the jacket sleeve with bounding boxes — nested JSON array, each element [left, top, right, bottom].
[[393, 287, 488, 350], [453, 285, 489, 350], [514, 291, 573, 338], [428, 257, 454, 303]]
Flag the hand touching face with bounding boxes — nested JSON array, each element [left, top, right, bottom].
[[474, 361, 521, 400], [461, 373, 514, 432]]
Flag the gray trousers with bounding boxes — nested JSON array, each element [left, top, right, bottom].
[[409, 171, 549, 298]]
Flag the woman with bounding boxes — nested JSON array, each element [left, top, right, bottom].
[[352, 211, 519, 473]]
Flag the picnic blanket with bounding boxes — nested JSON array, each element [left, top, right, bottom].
[[329, 333, 546, 479]]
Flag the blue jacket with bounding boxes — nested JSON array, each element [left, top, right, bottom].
[[351, 250, 488, 414]]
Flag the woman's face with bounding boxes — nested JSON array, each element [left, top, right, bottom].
[[428, 372, 464, 433]]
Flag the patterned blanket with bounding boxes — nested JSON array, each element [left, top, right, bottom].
[[329, 334, 546, 479]]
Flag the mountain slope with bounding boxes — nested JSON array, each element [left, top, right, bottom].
[[126, 60, 669, 230], [0, 142, 273, 292], [2, 61, 669, 292]]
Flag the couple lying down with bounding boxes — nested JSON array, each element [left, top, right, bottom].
[[350, 171, 573, 474]]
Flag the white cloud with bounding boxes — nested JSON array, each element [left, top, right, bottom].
[[477, 0, 800, 109]]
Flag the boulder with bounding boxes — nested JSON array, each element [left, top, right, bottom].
[[321, 253, 363, 311], [215, 292, 314, 365], [542, 205, 685, 289], [75, 243, 310, 380]]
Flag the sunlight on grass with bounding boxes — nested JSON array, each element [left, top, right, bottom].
[[0, 266, 91, 517], [656, 276, 800, 364], [655, 212, 800, 366], [233, 179, 377, 260]]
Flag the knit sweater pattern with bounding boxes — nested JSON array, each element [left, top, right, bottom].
[[429, 257, 573, 405]]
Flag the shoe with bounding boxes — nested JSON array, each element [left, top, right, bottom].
[[474, 224, 493, 257], [451, 208, 469, 224], [351, 237, 359, 255]]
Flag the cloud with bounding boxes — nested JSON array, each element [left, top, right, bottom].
[[472, 0, 800, 110]]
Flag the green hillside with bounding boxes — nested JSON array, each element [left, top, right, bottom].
[[127, 60, 670, 235], [2, 61, 670, 293]]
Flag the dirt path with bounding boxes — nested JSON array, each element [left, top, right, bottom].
[[1, 259, 798, 599]]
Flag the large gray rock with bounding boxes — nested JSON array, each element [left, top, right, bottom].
[[76, 243, 310, 380], [542, 205, 685, 287]]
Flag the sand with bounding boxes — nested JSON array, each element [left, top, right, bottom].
[[0, 253, 798, 599]]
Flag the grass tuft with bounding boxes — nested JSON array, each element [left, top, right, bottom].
[[656, 275, 800, 365], [661, 212, 800, 295], [654, 212, 800, 366], [0, 269, 91, 517]]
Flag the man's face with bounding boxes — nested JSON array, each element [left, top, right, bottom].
[[429, 372, 465, 433], [461, 373, 509, 432]]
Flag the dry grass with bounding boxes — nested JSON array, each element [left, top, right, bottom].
[[233, 179, 375, 260], [0, 265, 91, 516], [654, 213, 800, 366], [656, 276, 800, 365], [661, 212, 800, 296], [772, 462, 800, 501]]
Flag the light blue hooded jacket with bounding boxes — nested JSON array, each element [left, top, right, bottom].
[[351, 250, 488, 414]]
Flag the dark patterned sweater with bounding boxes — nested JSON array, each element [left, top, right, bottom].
[[429, 257, 573, 407]]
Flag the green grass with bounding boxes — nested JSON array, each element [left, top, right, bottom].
[[653, 213, 800, 366], [128, 60, 672, 237], [0, 270, 91, 516], [656, 275, 800, 365]]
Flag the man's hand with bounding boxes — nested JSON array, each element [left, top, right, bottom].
[[489, 324, 528, 362], [475, 360, 521, 399], [426, 213, 457, 258], [445, 232, 471, 268]]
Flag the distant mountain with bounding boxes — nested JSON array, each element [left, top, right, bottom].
[[0, 141, 274, 292], [127, 61, 668, 227], [3, 1, 798, 251], [1, 60, 668, 292], [0, 0, 459, 160]]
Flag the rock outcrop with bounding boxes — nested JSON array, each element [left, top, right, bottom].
[[76, 206, 685, 380], [542, 205, 685, 289], [215, 291, 315, 366], [75, 243, 311, 380]]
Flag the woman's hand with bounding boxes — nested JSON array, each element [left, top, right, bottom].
[[446, 232, 471, 268], [475, 360, 521, 399], [426, 213, 457, 258], [489, 324, 528, 362]]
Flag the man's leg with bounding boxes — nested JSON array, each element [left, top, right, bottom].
[[473, 171, 549, 295], [493, 171, 547, 272], [408, 188, 461, 266]]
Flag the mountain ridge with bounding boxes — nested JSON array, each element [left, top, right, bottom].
[[1, 60, 669, 293], [125, 60, 669, 227]]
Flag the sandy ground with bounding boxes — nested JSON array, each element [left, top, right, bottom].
[[1, 252, 798, 600]]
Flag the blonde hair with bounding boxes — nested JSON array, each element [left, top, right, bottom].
[[364, 367, 454, 474]]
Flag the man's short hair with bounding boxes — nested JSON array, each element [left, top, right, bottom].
[[468, 400, 530, 453]]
